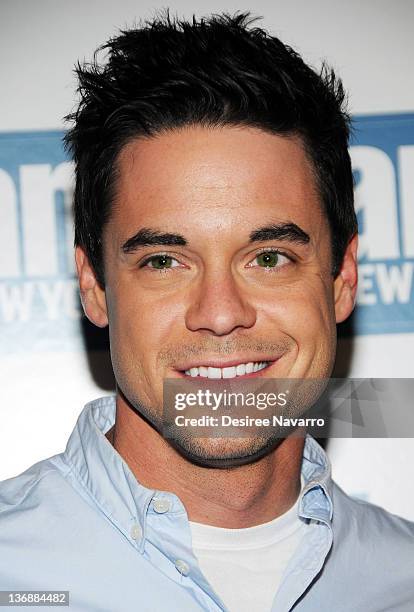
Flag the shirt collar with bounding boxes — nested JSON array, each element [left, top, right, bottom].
[[63, 396, 333, 544], [63, 396, 156, 550], [299, 434, 334, 525]]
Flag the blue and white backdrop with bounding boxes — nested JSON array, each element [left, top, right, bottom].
[[1, 0, 413, 520]]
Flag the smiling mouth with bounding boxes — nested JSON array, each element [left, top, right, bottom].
[[179, 360, 276, 380]]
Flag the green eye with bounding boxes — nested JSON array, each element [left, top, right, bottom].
[[256, 251, 280, 268], [148, 255, 174, 269]]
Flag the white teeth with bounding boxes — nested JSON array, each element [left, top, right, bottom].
[[208, 367, 222, 379], [222, 366, 236, 379], [236, 364, 246, 376], [184, 361, 269, 379]]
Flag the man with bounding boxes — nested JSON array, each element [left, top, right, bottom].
[[0, 10, 413, 612]]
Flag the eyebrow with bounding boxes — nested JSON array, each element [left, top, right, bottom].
[[121, 222, 310, 254], [122, 228, 187, 254], [249, 223, 310, 245]]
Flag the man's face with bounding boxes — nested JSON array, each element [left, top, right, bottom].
[[78, 125, 357, 464]]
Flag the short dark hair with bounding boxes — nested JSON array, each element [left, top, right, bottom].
[[65, 10, 357, 286]]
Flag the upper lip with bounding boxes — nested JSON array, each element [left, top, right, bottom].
[[174, 356, 283, 371]]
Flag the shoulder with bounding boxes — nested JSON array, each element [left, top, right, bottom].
[[0, 454, 92, 587], [331, 479, 414, 542], [0, 453, 73, 520], [301, 481, 414, 611], [330, 480, 414, 589]]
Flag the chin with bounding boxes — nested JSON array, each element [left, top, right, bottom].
[[168, 434, 286, 469]]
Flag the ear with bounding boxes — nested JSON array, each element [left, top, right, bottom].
[[334, 233, 358, 323], [75, 246, 108, 328]]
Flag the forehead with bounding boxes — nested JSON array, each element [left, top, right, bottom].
[[110, 125, 323, 239]]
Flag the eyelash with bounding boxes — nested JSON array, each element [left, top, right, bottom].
[[255, 247, 293, 261], [138, 252, 183, 270], [138, 248, 294, 271], [249, 247, 293, 268]]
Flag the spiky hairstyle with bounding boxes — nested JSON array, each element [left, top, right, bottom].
[[65, 10, 356, 285]]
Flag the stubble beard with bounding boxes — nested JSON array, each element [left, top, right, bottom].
[[122, 389, 288, 469]]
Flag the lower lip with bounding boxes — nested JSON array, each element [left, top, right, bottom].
[[177, 360, 278, 380]]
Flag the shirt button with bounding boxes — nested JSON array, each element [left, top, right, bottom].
[[153, 498, 171, 513], [175, 559, 190, 576], [130, 523, 142, 540]]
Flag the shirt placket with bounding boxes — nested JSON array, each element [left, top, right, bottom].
[[143, 492, 230, 611], [270, 519, 333, 611]]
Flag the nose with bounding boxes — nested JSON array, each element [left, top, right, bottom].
[[185, 269, 257, 336]]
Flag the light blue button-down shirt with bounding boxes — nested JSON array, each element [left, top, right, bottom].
[[1, 396, 413, 611]]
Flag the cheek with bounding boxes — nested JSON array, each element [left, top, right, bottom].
[[105, 285, 184, 407], [256, 276, 337, 371], [106, 283, 184, 368]]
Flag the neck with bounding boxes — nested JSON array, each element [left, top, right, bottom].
[[106, 393, 305, 529]]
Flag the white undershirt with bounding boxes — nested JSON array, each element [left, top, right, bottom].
[[189, 479, 305, 612]]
